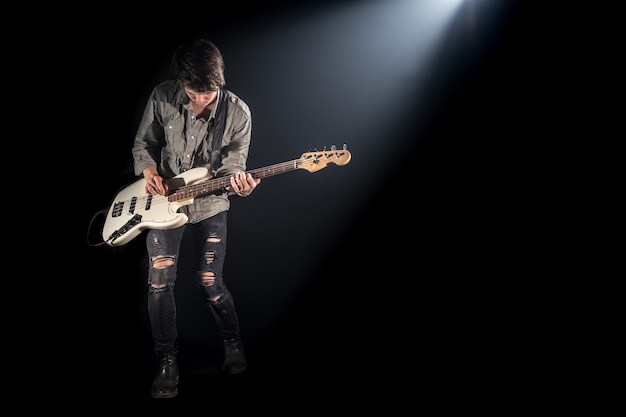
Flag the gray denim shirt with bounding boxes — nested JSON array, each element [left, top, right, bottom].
[[132, 80, 252, 224]]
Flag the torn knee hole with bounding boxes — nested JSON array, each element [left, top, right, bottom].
[[151, 255, 175, 269], [206, 233, 221, 243], [208, 294, 225, 304], [150, 283, 167, 290], [197, 272, 216, 286], [203, 250, 216, 264]]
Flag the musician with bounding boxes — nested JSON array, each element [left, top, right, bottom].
[[131, 38, 261, 399]]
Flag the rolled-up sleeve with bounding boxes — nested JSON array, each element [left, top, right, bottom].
[[132, 88, 163, 176]]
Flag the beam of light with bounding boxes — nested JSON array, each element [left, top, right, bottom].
[[222, 1, 473, 225], [184, 0, 513, 338]]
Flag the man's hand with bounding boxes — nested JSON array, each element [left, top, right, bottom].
[[230, 172, 260, 197], [143, 168, 168, 196]]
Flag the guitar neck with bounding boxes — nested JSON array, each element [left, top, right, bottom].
[[168, 159, 300, 202]]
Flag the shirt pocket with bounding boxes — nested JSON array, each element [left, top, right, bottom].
[[162, 117, 185, 149]]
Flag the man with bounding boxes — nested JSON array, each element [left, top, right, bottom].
[[131, 38, 261, 399]]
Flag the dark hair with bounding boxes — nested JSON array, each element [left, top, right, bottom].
[[171, 39, 226, 93]]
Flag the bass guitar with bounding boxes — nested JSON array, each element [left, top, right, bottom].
[[101, 146, 351, 247]]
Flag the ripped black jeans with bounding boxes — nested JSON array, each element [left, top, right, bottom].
[[145, 210, 241, 357]]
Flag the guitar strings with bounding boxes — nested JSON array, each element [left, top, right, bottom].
[[115, 152, 349, 208]]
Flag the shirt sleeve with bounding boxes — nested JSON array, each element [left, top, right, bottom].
[[132, 87, 164, 177]]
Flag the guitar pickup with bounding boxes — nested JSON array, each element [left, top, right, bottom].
[[111, 201, 124, 218]]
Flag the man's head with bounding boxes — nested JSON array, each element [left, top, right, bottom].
[[171, 39, 226, 94]]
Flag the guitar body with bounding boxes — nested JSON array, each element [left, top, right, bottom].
[[102, 167, 211, 246]]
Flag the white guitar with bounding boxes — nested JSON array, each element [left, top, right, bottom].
[[101, 146, 351, 247]]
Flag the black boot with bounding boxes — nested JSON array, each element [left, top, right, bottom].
[[151, 354, 179, 399], [223, 338, 247, 374]]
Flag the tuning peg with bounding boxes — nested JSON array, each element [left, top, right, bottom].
[[331, 144, 337, 151]]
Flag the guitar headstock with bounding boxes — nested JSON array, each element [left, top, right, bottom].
[[298, 145, 352, 173]]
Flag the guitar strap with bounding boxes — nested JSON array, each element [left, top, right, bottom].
[[210, 89, 229, 177]]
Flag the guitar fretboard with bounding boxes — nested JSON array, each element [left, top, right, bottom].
[[168, 159, 301, 202]]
